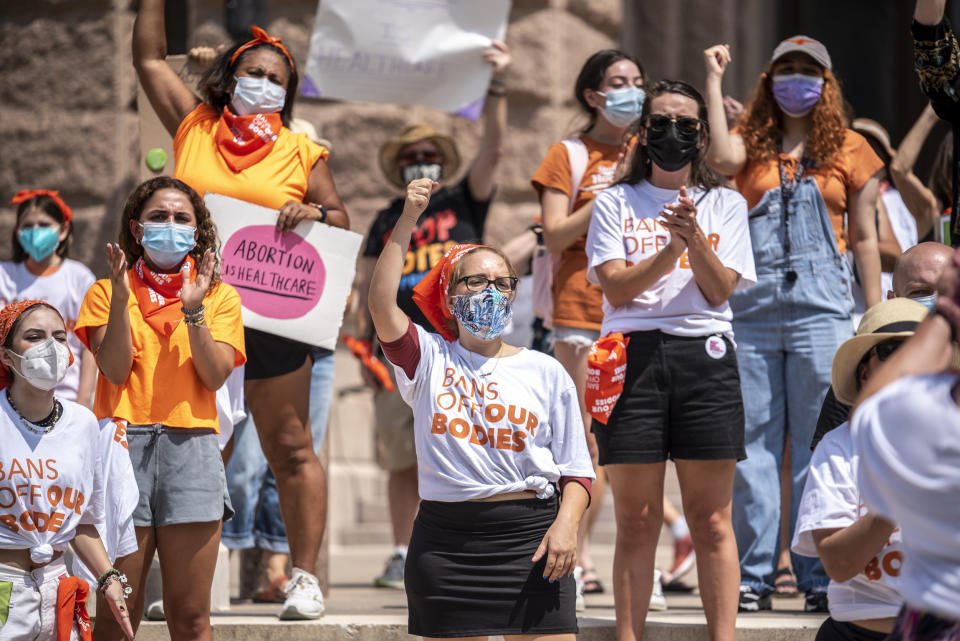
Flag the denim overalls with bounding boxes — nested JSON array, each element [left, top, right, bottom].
[[729, 173, 853, 594]]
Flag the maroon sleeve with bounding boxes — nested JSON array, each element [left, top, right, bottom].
[[379, 319, 421, 380], [560, 476, 593, 507]]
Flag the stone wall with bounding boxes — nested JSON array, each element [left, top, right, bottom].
[[0, 0, 623, 546]]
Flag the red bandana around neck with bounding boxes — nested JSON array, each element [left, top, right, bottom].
[[215, 107, 282, 172], [130, 256, 196, 336]]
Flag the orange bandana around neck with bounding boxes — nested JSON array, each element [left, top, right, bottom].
[[412, 243, 487, 342], [585, 333, 631, 424], [215, 107, 282, 172], [130, 256, 196, 336]]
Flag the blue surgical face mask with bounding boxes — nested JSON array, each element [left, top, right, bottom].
[[451, 288, 513, 341], [139, 222, 197, 270], [231, 76, 287, 116], [772, 73, 824, 118], [17, 226, 60, 262], [597, 86, 646, 128], [911, 293, 937, 312]]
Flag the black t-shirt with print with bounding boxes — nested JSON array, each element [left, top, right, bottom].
[[364, 177, 491, 329]]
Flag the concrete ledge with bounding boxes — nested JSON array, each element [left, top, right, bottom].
[[133, 610, 826, 641]]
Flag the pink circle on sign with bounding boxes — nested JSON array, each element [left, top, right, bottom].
[[221, 225, 326, 319]]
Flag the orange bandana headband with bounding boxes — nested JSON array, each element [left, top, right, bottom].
[[231, 26, 295, 72], [10, 189, 74, 223], [412, 243, 487, 342], [0, 300, 75, 391]]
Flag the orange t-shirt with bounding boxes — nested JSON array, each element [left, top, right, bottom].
[[173, 104, 329, 211], [75, 279, 246, 430], [734, 129, 883, 253], [531, 135, 621, 330]]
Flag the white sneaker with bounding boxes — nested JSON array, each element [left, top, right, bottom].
[[144, 599, 165, 620], [279, 567, 325, 620], [573, 566, 586, 612], [649, 568, 668, 611]]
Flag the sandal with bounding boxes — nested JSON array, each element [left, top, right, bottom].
[[773, 567, 799, 597], [252, 575, 290, 603], [581, 568, 605, 594]]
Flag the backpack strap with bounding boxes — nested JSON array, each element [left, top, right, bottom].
[[561, 138, 589, 215]]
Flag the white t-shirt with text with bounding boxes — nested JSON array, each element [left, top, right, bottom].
[[585, 182, 756, 338], [0, 394, 105, 563], [0, 260, 96, 400], [851, 373, 960, 619], [792, 422, 903, 621], [393, 324, 595, 501]]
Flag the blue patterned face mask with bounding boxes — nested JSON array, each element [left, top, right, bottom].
[[451, 288, 513, 341]]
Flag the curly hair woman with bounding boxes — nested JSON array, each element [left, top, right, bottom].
[[703, 37, 884, 612], [75, 177, 245, 641]]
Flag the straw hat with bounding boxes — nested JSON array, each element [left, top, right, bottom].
[[290, 118, 334, 154], [831, 298, 929, 405], [378, 123, 460, 189], [852, 118, 895, 160]]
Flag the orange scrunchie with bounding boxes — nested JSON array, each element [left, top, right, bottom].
[[411, 243, 487, 342], [230, 26, 295, 72], [10, 189, 73, 223], [0, 300, 75, 391], [585, 333, 631, 425]]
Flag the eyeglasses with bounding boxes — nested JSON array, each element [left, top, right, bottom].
[[869, 339, 905, 363], [400, 150, 442, 164], [457, 274, 518, 293], [646, 114, 701, 135]]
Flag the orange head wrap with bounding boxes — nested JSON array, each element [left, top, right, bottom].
[[0, 300, 74, 391], [10, 189, 73, 223], [411, 243, 487, 342], [230, 26, 295, 72]]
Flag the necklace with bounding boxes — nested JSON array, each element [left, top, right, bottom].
[[465, 342, 505, 378], [6, 390, 61, 435]]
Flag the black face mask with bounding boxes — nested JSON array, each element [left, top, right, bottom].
[[402, 162, 443, 185], [645, 122, 700, 172]]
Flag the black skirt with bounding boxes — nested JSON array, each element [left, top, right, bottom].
[[405, 495, 577, 638]]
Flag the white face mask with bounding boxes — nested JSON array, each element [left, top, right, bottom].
[[7, 337, 70, 391], [230, 76, 287, 115]]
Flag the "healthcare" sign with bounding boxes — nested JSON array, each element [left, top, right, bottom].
[[207, 193, 362, 349]]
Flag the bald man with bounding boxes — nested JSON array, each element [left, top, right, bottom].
[[814, 241, 954, 448], [890, 241, 954, 301]]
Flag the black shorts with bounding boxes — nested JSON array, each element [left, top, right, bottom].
[[243, 327, 314, 380], [592, 330, 746, 464], [406, 495, 577, 638], [815, 618, 889, 641]]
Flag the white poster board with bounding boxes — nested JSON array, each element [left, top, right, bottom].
[[206, 193, 362, 350], [302, 0, 511, 119]]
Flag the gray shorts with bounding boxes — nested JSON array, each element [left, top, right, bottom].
[[127, 424, 233, 528]]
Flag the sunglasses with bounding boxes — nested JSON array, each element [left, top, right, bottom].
[[457, 275, 518, 293], [400, 150, 442, 164], [866, 339, 905, 364], [645, 114, 701, 135]]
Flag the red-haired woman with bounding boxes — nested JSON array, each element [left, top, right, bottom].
[[703, 36, 884, 612]]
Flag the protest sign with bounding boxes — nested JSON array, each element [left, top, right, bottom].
[[302, 0, 511, 119], [206, 193, 362, 349]]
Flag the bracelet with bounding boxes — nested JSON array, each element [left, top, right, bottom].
[[181, 304, 204, 316], [97, 568, 132, 597], [489, 77, 506, 88], [487, 87, 507, 98], [308, 202, 328, 223]]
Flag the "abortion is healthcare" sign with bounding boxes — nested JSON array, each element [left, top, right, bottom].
[[206, 193, 362, 349]]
